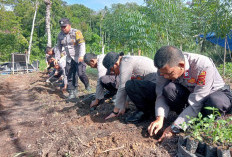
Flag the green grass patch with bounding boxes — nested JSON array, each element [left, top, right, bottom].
[[86, 66, 98, 76]]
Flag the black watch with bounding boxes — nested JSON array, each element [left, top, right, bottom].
[[171, 124, 180, 134]]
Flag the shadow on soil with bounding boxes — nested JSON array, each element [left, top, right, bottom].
[[0, 82, 36, 156]]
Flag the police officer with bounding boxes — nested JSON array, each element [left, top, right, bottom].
[[103, 52, 158, 122], [148, 46, 232, 142], [46, 62, 64, 83], [56, 18, 90, 101], [84, 53, 119, 109]]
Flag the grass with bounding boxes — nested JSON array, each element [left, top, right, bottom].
[[86, 66, 98, 76]]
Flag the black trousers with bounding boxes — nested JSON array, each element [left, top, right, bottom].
[[65, 60, 89, 90], [125, 80, 156, 115], [100, 75, 119, 95], [163, 82, 232, 116], [77, 62, 89, 88], [65, 60, 78, 90]]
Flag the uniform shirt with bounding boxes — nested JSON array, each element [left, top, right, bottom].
[[56, 28, 85, 63], [155, 52, 225, 128], [95, 54, 107, 100], [58, 56, 67, 85], [115, 56, 157, 110]]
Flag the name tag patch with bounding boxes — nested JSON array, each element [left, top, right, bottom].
[[187, 78, 196, 84]]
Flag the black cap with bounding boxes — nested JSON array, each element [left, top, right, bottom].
[[103, 52, 124, 74], [59, 18, 71, 26]]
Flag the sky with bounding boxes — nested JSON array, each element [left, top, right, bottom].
[[64, 0, 145, 11]]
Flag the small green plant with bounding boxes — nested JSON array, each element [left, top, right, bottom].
[[182, 107, 232, 148]]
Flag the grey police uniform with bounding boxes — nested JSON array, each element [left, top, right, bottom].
[[95, 54, 119, 100], [155, 52, 232, 128], [56, 28, 89, 90], [115, 56, 157, 111], [95, 54, 107, 100], [58, 55, 67, 86]]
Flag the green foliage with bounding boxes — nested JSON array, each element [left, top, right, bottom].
[[86, 66, 98, 76], [0, 0, 232, 67], [217, 62, 232, 78], [38, 57, 47, 71], [190, 0, 232, 38], [182, 107, 232, 147], [103, 3, 153, 54]]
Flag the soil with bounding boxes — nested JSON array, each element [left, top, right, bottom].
[[0, 72, 179, 157]]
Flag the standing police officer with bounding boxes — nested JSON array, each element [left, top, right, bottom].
[[56, 18, 90, 101], [148, 46, 232, 142]]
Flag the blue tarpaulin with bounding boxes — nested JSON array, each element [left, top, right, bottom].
[[199, 31, 232, 51]]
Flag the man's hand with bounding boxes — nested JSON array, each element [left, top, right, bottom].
[[90, 99, 99, 108], [78, 57, 84, 62], [148, 116, 164, 136], [62, 84, 67, 93], [117, 108, 126, 116], [51, 57, 56, 61], [157, 125, 174, 142], [105, 107, 119, 120]]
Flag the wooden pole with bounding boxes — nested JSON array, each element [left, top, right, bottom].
[[12, 53, 14, 75], [26, 53, 28, 73]]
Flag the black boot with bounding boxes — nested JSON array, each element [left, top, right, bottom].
[[74, 88, 78, 96], [125, 111, 148, 123], [85, 85, 91, 92], [66, 89, 76, 102]]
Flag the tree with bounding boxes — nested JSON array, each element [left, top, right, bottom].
[[27, 0, 39, 62], [103, 3, 152, 55], [44, 0, 51, 47]]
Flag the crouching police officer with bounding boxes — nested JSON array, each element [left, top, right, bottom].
[[148, 46, 232, 142], [103, 52, 158, 123], [56, 18, 90, 101], [84, 53, 119, 109]]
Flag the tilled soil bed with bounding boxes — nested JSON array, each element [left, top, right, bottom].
[[0, 72, 179, 157]]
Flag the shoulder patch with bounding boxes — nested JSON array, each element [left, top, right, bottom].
[[75, 30, 84, 44], [196, 71, 206, 86]]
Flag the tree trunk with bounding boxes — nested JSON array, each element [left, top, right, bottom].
[[44, 0, 52, 47], [27, 0, 39, 63]]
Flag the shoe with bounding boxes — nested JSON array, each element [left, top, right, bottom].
[[46, 79, 50, 83], [104, 91, 116, 99], [66, 89, 76, 102], [125, 111, 146, 123], [85, 85, 91, 92], [109, 95, 116, 103], [74, 88, 78, 96]]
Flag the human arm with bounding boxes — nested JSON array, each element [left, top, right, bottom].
[[75, 30, 86, 62], [55, 35, 62, 61]]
